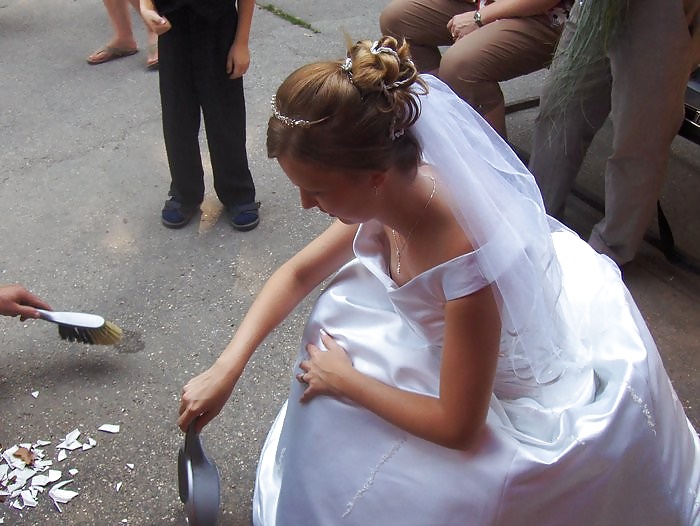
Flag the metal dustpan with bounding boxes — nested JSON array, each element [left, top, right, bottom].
[[178, 423, 221, 525]]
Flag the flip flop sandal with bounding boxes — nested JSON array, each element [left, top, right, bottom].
[[87, 46, 138, 65], [146, 43, 159, 71]]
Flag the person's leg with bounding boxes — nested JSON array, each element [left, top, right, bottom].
[[439, 15, 560, 137], [528, 3, 613, 219], [193, 9, 257, 226], [87, 0, 137, 62], [380, 0, 467, 72], [158, 7, 205, 210], [126, 0, 158, 68], [588, 0, 694, 264]]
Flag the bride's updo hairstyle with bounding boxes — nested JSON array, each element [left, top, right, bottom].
[[267, 36, 427, 175]]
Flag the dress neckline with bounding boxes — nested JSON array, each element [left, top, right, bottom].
[[353, 220, 481, 290]]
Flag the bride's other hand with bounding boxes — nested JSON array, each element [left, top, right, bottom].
[[298, 330, 353, 402], [178, 363, 239, 433]]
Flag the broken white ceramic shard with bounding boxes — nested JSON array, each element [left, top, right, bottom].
[[115, 481, 122, 492], [49, 480, 78, 504], [20, 489, 38, 507], [8, 467, 36, 487], [34, 459, 53, 470], [31, 469, 62, 487], [98, 424, 120, 434], [56, 429, 81, 450], [125, 463, 134, 471], [3, 445, 29, 469], [68, 468, 79, 476], [34, 440, 51, 447], [82, 437, 97, 451], [57, 450, 67, 462], [31, 391, 39, 398], [65, 441, 83, 451]]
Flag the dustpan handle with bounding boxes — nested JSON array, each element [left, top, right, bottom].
[[185, 421, 205, 461]]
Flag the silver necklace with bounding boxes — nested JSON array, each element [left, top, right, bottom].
[[391, 175, 437, 275]]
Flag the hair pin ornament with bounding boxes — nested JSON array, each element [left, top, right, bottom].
[[270, 96, 330, 128], [370, 40, 400, 60], [341, 56, 353, 74]]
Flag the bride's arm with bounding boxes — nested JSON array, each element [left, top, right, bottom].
[[300, 285, 501, 450], [178, 220, 357, 432]]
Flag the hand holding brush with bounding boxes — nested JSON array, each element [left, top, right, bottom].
[[0, 284, 52, 320], [1, 285, 122, 345]]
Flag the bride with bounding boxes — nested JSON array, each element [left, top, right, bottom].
[[178, 36, 700, 525]]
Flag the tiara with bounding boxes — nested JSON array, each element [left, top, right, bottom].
[[270, 96, 330, 128]]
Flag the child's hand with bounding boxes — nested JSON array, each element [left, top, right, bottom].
[[297, 330, 354, 403], [227, 42, 250, 79], [140, 7, 171, 35]]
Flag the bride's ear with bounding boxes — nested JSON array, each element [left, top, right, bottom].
[[368, 171, 389, 192]]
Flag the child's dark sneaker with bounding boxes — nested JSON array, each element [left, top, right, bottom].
[[161, 198, 199, 229], [227, 201, 260, 232]]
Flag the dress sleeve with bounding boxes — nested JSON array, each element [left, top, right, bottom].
[[442, 254, 490, 301]]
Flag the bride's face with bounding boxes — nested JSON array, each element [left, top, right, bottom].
[[278, 155, 378, 225]]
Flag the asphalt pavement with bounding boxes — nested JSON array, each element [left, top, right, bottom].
[[1, 1, 699, 524]]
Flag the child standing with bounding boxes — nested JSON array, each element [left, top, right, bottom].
[[140, 0, 260, 231]]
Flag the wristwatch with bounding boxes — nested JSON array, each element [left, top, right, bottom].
[[473, 11, 483, 27]]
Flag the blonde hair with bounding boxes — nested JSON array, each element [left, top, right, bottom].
[[267, 36, 427, 174]]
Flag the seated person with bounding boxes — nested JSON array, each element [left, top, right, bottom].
[[380, 0, 571, 137]]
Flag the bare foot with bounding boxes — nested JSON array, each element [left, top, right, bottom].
[[146, 32, 158, 70]]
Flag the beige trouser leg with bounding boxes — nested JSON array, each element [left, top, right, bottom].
[[591, 0, 695, 264], [380, 0, 466, 71], [381, 0, 561, 136], [530, 0, 697, 265]]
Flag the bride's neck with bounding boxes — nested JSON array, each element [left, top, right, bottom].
[[378, 167, 439, 236]]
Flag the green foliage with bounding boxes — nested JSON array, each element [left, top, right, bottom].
[[546, 0, 630, 116], [258, 3, 321, 34]]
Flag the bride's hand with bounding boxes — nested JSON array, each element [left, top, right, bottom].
[[298, 330, 353, 402], [178, 362, 239, 433]]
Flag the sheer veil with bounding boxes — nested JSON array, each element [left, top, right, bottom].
[[412, 75, 587, 385]]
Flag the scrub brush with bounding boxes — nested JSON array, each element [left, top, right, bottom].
[[37, 309, 123, 345]]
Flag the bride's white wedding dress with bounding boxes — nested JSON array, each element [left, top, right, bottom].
[[253, 220, 700, 526]]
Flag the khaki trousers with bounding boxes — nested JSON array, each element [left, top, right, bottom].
[[380, 0, 561, 128], [529, 0, 699, 265]]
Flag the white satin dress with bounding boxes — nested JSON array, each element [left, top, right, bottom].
[[253, 220, 700, 526]]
